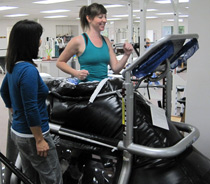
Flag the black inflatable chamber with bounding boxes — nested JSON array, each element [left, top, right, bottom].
[[45, 77, 210, 184]]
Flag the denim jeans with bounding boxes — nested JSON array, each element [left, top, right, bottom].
[[11, 130, 63, 184]]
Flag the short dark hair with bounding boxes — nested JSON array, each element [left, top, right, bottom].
[[79, 3, 107, 31], [6, 19, 43, 73]]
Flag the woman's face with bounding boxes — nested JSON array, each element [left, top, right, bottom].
[[88, 14, 107, 32], [39, 39, 42, 47]]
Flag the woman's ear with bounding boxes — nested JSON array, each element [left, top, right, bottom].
[[86, 15, 91, 23]]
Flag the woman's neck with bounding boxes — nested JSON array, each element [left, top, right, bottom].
[[86, 29, 103, 47], [86, 29, 101, 39]]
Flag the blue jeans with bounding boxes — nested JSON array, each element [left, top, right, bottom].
[[11, 130, 63, 184]]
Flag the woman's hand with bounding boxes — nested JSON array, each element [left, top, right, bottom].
[[75, 70, 89, 80], [36, 138, 49, 157], [123, 42, 133, 56], [30, 126, 49, 157]]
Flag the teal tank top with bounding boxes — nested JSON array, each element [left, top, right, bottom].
[[78, 33, 110, 82]]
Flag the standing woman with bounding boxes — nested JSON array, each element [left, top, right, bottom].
[[56, 3, 133, 82], [0, 20, 63, 184]]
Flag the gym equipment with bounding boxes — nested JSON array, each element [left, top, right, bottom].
[[44, 34, 210, 184], [2, 34, 210, 184]]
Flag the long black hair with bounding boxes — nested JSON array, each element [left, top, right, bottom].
[[6, 19, 43, 73], [79, 3, 107, 31]]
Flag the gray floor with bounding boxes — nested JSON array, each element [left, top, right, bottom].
[[0, 73, 9, 156]]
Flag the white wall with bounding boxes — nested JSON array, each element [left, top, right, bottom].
[[107, 18, 188, 44], [0, 20, 18, 56], [186, 0, 210, 159], [38, 19, 81, 39], [0, 17, 188, 56], [0, 19, 81, 57], [38, 19, 80, 57]]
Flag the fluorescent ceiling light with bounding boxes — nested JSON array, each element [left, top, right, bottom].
[[179, 14, 189, 17], [135, 16, 158, 19], [146, 16, 158, 19], [104, 4, 125, 8], [4, 14, 29, 17], [112, 14, 128, 17], [33, 0, 74, 4], [147, 9, 158, 12], [156, 12, 174, 15], [44, 15, 68, 18], [154, 1, 171, 4], [133, 9, 157, 13], [155, 0, 189, 3], [40, 9, 70, 13], [166, 19, 174, 21], [0, 6, 18, 11], [167, 19, 183, 22], [179, 0, 189, 2], [112, 14, 136, 18], [107, 18, 122, 21]]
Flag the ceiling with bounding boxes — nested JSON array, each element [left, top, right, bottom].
[[0, 0, 190, 22]]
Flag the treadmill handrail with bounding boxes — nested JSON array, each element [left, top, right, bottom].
[[118, 122, 199, 158], [49, 121, 199, 158]]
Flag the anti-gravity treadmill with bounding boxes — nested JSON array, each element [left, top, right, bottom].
[[1, 34, 210, 184]]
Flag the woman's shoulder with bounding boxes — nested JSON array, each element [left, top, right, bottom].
[[17, 61, 35, 67], [17, 62, 38, 73], [71, 35, 84, 44], [101, 35, 109, 40], [13, 62, 39, 81], [67, 35, 85, 49], [101, 36, 111, 47]]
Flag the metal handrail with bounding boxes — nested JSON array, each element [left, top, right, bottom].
[[0, 152, 33, 184], [49, 121, 199, 158], [117, 122, 199, 158], [0, 159, 3, 184]]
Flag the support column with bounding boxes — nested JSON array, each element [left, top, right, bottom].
[[127, 2, 133, 43], [139, 0, 149, 55], [87, 0, 91, 5], [127, 1, 133, 63], [171, 0, 179, 34]]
